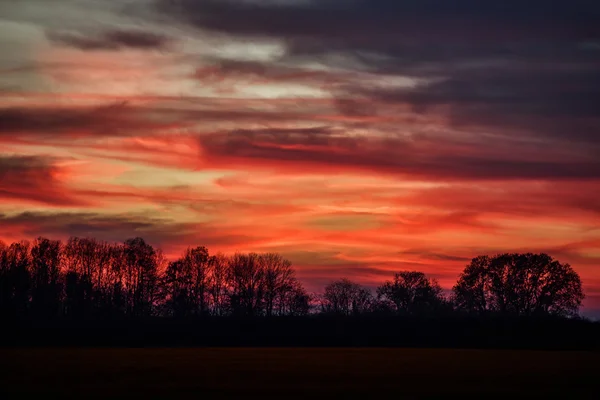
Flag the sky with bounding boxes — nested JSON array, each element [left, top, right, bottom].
[[0, 0, 599, 315]]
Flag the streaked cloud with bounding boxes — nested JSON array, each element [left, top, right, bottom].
[[46, 29, 172, 51], [0, 0, 599, 312]]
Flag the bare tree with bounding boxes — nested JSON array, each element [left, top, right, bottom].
[[63, 237, 97, 316], [0, 241, 31, 318], [162, 258, 193, 317], [274, 277, 309, 316], [322, 279, 373, 316], [209, 253, 229, 316], [106, 242, 126, 315], [286, 282, 311, 316], [260, 253, 295, 317], [228, 253, 265, 316], [30, 238, 62, 319], [162, 246, 212, 317], [123, 237, 159, 317], [184, 246, 211, 316]]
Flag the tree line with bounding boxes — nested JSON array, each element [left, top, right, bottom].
[[0, 236, 586, 321]]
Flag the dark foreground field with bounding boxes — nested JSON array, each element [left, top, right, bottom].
[[0, 348, 598, 399]]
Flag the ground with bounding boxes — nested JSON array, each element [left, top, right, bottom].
[[1, 348, 597, 398]]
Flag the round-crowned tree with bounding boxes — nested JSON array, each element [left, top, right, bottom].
[[452, 253, 584, 317]]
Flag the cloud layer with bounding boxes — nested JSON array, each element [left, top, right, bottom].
[[1, 0, 599, 315]]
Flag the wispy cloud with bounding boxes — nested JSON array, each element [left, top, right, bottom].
[[0, 0, 598, 310]]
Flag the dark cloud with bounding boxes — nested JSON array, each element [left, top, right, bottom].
[[299, 265, 400, 278], [0, 102, 182, 140], [402, 250, 471, 262], [198, 128, 600, 180], [345, 63, 600, 146], [160, 0, 600, 150], [159, 0, 600, 46], [0, 97, 337, 143], [158, 0, 600, 74], [209, 126, 336, 146], [46, 29, 172, 51], [0, 211, 255, 249], [0, 155, 85, 206]]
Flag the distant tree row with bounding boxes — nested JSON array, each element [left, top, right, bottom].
[[0, 237, 585, 320], [320, 253, 584, 318]]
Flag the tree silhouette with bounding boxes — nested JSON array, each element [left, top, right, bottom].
[[208, 253, 229, 316], [0, 241, 31, 319], [123, 237, 159, 317], [30, 237, 62, 319], [322, 279, 373, 315], [162, 259, 194, 318], [283, 280, 311, 316], [260, 253, 297, 317], [0, 235, 590, 326], [227, 252, 265, 316], [157, 248, 306, 317], [183, 246, 211, 316], [377, 271, 447, 316], [63, 237, 94, 317], [453, 253, 584, 317]]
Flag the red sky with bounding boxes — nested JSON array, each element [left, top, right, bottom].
[[1, 0, 599, 315]]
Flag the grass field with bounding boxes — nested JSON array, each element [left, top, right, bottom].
[[1, 348, 598, 398]]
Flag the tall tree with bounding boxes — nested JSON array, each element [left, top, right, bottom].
[[453, 253, 584, 317], [377, 271, 446, 316], [63, 237, 97, 317], [5, 241, 31, 318], [0, 241, 9, 315], [208, 253, 229, 316], [30, 237, 62, 319], [260, 253, 295, 317], [162, 259, 193, 317], [228, 253, 265, 316], [0, 241, 31, 318], [184, 246, 211, 316], [162, 246, 212, 317], [94, 240, 118, 315], [123, 237, 159, 317]]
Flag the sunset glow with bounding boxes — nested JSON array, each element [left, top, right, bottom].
[[1, 0, 599, 316]]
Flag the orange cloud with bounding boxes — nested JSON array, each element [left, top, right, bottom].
[[1, 0, 599, 315]]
